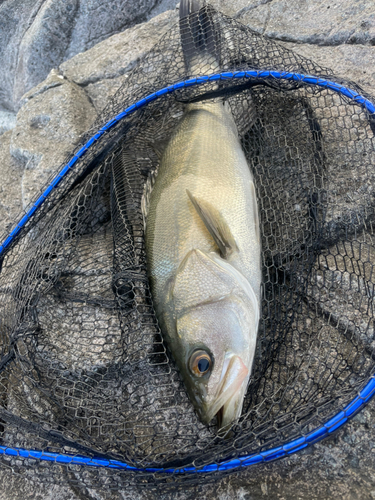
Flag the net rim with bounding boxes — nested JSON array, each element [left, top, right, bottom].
[[1, 70, 374, 258], [1, 69, 374, 475]]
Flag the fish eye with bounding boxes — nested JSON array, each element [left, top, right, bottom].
[[189, 350, 213, 377]]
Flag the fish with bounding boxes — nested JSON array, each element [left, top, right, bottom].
[[144, 0, 262, 429]]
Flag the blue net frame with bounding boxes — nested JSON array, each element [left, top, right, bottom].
[[0, 70, 374, 475]]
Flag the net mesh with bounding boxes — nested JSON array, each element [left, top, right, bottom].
[[0, 5, 375, 492]]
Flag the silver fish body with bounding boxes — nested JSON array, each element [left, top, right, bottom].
[[145, 98, 262, 428]]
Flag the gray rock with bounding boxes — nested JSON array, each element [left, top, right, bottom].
[[10, 69, 96, 209], [239, 0, 375, 46], [278, 42, 375, 96], [60, 11, 178, 86], [0, 131, 23, 236], [58, 1, 375, 117], [60, 10, 178, 112], [60, 10, 178, 85], [149, 0, 263, 20], [0, 472, 78, 500], [146, 0, 179, 20], [202, 0, 262, 18], [0, 111, 17, 136], [0, 0, 37, 111], [12, 1, 81, 108], [85, 75, 128, 113], [0, 0, 160, 113]]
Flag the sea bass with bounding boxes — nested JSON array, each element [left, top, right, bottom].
[[144, 0, 261, 429]]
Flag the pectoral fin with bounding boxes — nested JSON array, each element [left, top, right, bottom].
[[186, 189, 238, 259]]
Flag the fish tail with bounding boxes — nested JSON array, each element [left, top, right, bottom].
[[179, 0, 219, 75], [179, 0, 201, 19]]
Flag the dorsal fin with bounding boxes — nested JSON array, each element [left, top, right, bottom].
[[186, 189, 238, 259]]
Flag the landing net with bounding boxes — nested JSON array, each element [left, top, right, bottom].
[[0, 6, 374, 491]]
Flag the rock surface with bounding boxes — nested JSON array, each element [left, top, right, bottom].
[[0, 1, 375, 499], [0, 131, 23, 235], [238, 0, 375, 46], [0, 0, 162, 114], [60, 9, 179, 113], [0, 111, 17, 136], [10, 68, 96, 209], [0, 406, 375, 500]]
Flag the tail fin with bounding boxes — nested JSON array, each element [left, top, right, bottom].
[[179, 0, 219, 75], [179, 0, 201, 18]]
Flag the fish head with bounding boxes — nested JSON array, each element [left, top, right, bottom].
[[168, 249, 259, 429], [176, 298, 258, 428]]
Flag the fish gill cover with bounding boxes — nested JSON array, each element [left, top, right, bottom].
[[0, 1, 375, 492]]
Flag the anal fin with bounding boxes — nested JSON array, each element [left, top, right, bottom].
[[186, 189, 238, 259]]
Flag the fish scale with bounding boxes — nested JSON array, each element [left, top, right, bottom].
[[146, 100, 261, 299], [145, 69, 261, 427]]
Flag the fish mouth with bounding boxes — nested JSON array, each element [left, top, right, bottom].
[[204, 355, 249, 428]]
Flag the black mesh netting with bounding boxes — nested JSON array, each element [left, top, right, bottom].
[[0, 5, 375, 493]]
